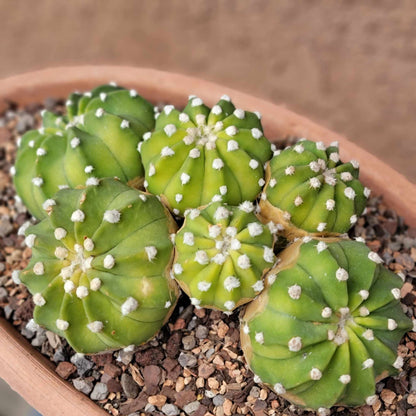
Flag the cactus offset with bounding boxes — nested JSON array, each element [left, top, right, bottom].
[[19, 178, 178, 354], [260, 139, 369, 238], [140, 95, 272, 215], [13, 84, 154, 219], [173, 202, 275, 311], [241, 237, 412, 410]]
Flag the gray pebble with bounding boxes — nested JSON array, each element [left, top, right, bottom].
[[4, 305, 13, 320], [213, 394, 225, 406], [183, 401, 200, 415], [182, 335, 196, 351], [31, 328, 47, 347], [21, 327, 35, 340], [0, 287, 8, 301], [53, 348, 66, 363], [0, 218, 13, 238], [187, 316, 198, 330], [205, 348, 215, 359], [90, 382, 108, 401], [195, 325, 209, 339], [144, 404, 155, 413], [120, 373, 139, 399], [73, 377, 93, 395], [178, 352, 197, 368], [249, 386, 260, 398], [70, 353, 94, 376], [410, 375, 416, 392], [117, 349, 134, 365], [162, 403, 180, 416]]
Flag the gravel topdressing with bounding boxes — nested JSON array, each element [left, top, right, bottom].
[[0, 100, 416, 416]]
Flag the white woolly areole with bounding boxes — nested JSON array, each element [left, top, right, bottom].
[[190, 297, 201, 306], [243, 324, 250, 334], [208, 224, 221, 239], [351, 159, 360, 169], [54, 247, 68, 260], [329, 152, 340, 163], [362, 358, 374, 369], [18, 221, 31, 236], [36, 147, 47, 156], [99, 92, 107, 101], [317, 222, 327, 232], [53, 229, 66, 242], [212, 158, 224, 170], [179, 112, 190, 122], [310, 177, 321, 189], [294, 144, 304, 154], [363, 329, 374, 341], [211, 105, 222, 115], [251, 128, 262, 139], [197, 281, 211, 292], [145, 246, 157, 261], [175, 193, 183, 203], [164, 124, 177, 138], [60, 266, 73, 280], [230, 239, 241, 250], [309, 161, 321, 173], [214, 206, 231, 221], [12, 270, 21, 284], [339, 375, 351, 384], [350, 215, 358, 224], [316, 241, 327, 253], [42, 199, 56, 210], [95, 108, 105, 118], [248, 222, 263, 237], [227, 140, 239, 152], [321, 307, 332, 318], [188, 209, 200, 220], [103, 254, 115, 269], [340, 172, 353, 182], [76, 286, 89, 299], [87, 321, 104, 333], [288, 336, 302, 352], [366, 395, 378, 406], [90, 278, 102, 291], [211, 194, 222, 202], [237, 254, 251, 269], [284, 166, 295, 176], [219, 185, 228, 195], [212, 253, 226, 265], [33, 293, 46, 306], [258, 178, 265, 187], [191, 97, 203, 107], [129, 89, 137, 97], [161, 146, 175, 157], [148, 164, 156, 177], [32, 177, 43, 187], [120, 119, 130, 129], [56, 319, 69, 331], [359, 289, 369, 300], [364, 187, 371, 198], [70, 137, 80, 148], [189, 148, 200, 159], [220, 94, 231, 102], [224, 276, 240, 292], [25, 234, 36, 248], [71, 209, 85, 222], [234, 108, 245, 119], [255, 332, 264, 344], [224, 300, 235, 311], [393, 356, 404, 369], [83, 238, 94, 252], [368, 251, 383, 264], [165, 301, 171, 308], [336, 268, 349, 282], [180, 172, 190, 185], [391, 288, 401, 299], [103, 210, 121, 223], [173, 263, 183, 275], [359, 307, 370, 316], [183, 232, 194, 246], [344, 187, 356, 200], [303, 236, 312, 243], [195, 250, 209, 265], [317, 408, 330, 416], [225, 126, 237, 136], [273, 383, 286, 394], [263, 247, 274, 263], [239, 201, 254, 213], [163, 105, 174, 115], [33, 262, 45, 276], [86, 177, 99, 186], [315, 141, 326, 151], [288, 284, 302, 299], [269, 178, 277, 188], [64, 280, 75, 293], [121, 297, 139, 315], [252, 280, 264, 292], [310, 368, 322, 380], [388, 318, 398, 330], [294, 196, 303, 206], [143, 132, 152, 141]]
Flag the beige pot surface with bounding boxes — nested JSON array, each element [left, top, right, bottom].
[[0, 66, 415, 416]]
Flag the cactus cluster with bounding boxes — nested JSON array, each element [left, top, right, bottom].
[[13, 84, 154, 219], [140, 95, 272, 215], [173, 201, 275, 311], [241, 238, 412, 410], [17, 178, 178, 353], [260, 139, 369, 238], [10, 84, 414, 412]]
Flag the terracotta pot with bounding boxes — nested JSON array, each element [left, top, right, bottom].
[[0, 66, 415, 416]]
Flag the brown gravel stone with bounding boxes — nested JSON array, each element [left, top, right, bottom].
[[106, 378, 122, 393], [408, 393, 416, 406], [175, 389, 197, 408], [148, 394, 167, 408], [381, 389, 396, 405], [166, 331, 182, 358], [142, 364, 162, 395], [91, 353, 113, 366], [198, 363, 215, 379], [119, 391, 148, 414], [135, 347, 164, 366], [103, 363, 122, 378], [55, 361, 77, 380]]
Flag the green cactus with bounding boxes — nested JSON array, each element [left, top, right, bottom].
[[260, 139, 369, 238], [140, 95, 272, 216], [13, 83, 155, 219], [173, 201, 275, 311], [18, 178, 178, 354], [241, 237, 412, 410]]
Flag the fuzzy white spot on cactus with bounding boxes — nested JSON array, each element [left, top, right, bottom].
[[273, 383, 286, 394], [225, 126, 238, 137], [146, 163, 156, 178], [291, 195, 303, 207], [12, 270, 21, 284], [103, 210, 121, 224], [248, 222, 263, 237], [309, 177, 321, 189], [189, 148, 201, 159], [316, 241, 327, 253], [95, 108, 104, 118], [359, 290, 369, 300], [83, 238, 94, 252], [161, 146, 175, 158], [336, 268, 349, 282], [61, 266, 72, 279], [223, 276, 240, 292], [239, 201, 254, 213], [363, 329, 374, 341], [129, 89, 138, 97], [340, 172, 352, 182], [364, 187, 371, 198], [365, 395, 378, 406], [190, 298, 201, 307], [177, 113, 190, 124], [258, 178, 265, 187], [99, 92, 107, 102], [9, 165, 16, 176], [212, 158, 224, 170], [66, 99, 73, 106], [344, 187, 356, 200], [218, 94, 230, 102], [391, 288, 401, 299], [177, 172, 191, 186], [173, 208, 180, 215], [90, 278, 102, 291], [173, 263, 183, 275], [25, 234, 36, 248], [209, 105, 222, 116], [36, 147, 47, 157], [273, 150, 281, 157], [387, 318, 398, 331], [293, 144, 304, 154], [188, 209, 200, 220], [288, 284, 302, 300], [263, 247, 274, 263], [324, 173, 337, 186], [226, 227, 238, 238], [237, 254, 251, 269], [228, 238, 240, 251], [33, 293, 46, 306], [317, 222, 327, 232], [315, 141, 326, 151], [283, 165, 295, 176], [52, 228, 67, 243], [232, 108, 244, 119], [56, 319, 69, 331], [82, 165, 94, 174], [224, 300, 235, 311], [18, 221, 31, 236], [120, 119, 130, 129], [243, 324, 250, 334], [183, 232, 195, 246], [28, 140, 36, 148], [225, 139, 239, 152], [195, 114, 206, 125], [368, 251, 383, 264], [64, 280, 75, 293], [143, 132, 152, 141], [309, 161, 320, 173], [350, 159, 359, 169], [121, 297, 139, 315], [174, 193, 183, 203], [32, 177, 43, 187], [145, 246, 157, 262], [195, 250, 209, 265], [76, 286, 89, 299], [350, 215, 358, 224], [310, 368, 322, 380], [359, 306, 370, 316], [339, 375, 351, 384], [266, 274, 276, 287], [191, 97, 203, 107], [87, 321, 104, 333], [85, 177, 99, 186], [164, 300, 171, 309], [38, 127, 45, 135], [163, 105, 174, 115], [182, 135, 194, 145], [33, 262, 45, 275], [321, 307, 332, 318], [55, 247, 68, 260], [303, 236, 312, 243], [208, 225, 221, 239], [329, 152, 340, 163], [255, 332, 264, 344], [214, 206, 231, 221], [252, 280, 264, 292], [197, 281, 211, 292], [101, 255, 115, 270], [362, 358, 374, 369], [393, 356, 404, 369], [70, 209, 85, 223]]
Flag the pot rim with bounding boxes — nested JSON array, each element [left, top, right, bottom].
[[0, 65, 415, 416]]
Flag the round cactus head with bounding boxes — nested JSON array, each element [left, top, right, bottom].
[[172, 201, 275, 311], [18, 178, 178, 354], [13, 84, 155, 219], [260, 139, 369, 238], [140, 95, 272, 216], [241, 237, 412, 410]]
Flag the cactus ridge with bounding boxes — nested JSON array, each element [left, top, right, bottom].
[[260, 139, 369, 237], [13, 84, 155, 219], [241, 238, 412, 409], [140, 95, 272, 215], [20, 178, 178, 354], [173, 201, 275, 311]]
